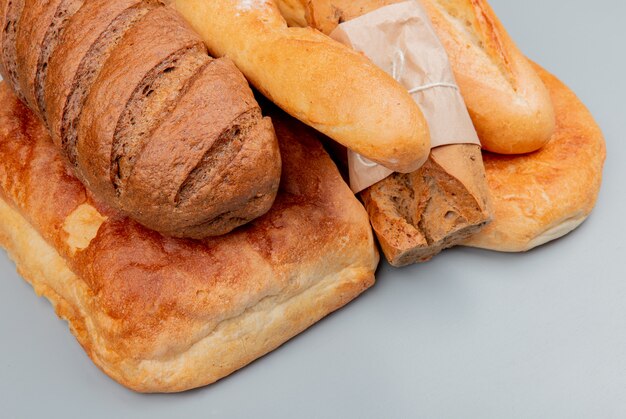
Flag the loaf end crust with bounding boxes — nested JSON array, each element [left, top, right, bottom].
[[362, 144, 491, 266]]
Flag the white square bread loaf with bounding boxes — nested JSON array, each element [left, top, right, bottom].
[[0, 83, 379, 393]]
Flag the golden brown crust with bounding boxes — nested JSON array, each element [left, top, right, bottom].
[[276, 0, 556, 154], [0, 83, 378, 392], [173, 0, 431, 174], [419, 0, 555, 154], [463, 65, 606, 251]]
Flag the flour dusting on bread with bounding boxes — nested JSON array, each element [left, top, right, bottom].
[[236, 0, 270, 12]]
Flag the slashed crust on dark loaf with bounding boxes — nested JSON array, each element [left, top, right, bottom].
[[0, 0, 281, 238]]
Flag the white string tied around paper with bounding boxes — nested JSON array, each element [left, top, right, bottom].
[[391, 49, 459, 95], [354, 51, 461, 170], [356, 154, 379, 168]]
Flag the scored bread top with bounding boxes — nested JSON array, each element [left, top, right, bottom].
[[45, 0, 161, 163], [75, 7, 207, 200], [418, 0, 555, 154], [15, 0, 66, 115], [0, 0, 281, 238], [0, 0, 27, 103]]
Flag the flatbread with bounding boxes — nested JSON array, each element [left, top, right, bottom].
[[464, 65, 606, 251]]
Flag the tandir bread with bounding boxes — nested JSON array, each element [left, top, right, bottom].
[[464, 65, 606, 251]]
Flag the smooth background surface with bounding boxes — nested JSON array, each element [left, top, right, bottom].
[[1, 1, 624, 418]]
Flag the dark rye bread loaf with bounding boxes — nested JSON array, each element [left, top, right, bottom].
[[0, 0, 281, 238]]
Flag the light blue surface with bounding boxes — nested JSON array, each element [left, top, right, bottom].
[[1, 1, 625, 417]]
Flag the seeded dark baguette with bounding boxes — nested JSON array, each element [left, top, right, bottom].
[[0, 0, 281, 239]]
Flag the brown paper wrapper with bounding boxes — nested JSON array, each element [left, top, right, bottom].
[[330, 0, 480, 193]]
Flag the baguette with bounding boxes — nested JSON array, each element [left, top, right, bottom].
[[277, 0, 491, 265], [277, 0, 556, 154], [172, 0, 430, 173], [0, 0, 281, 239]]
